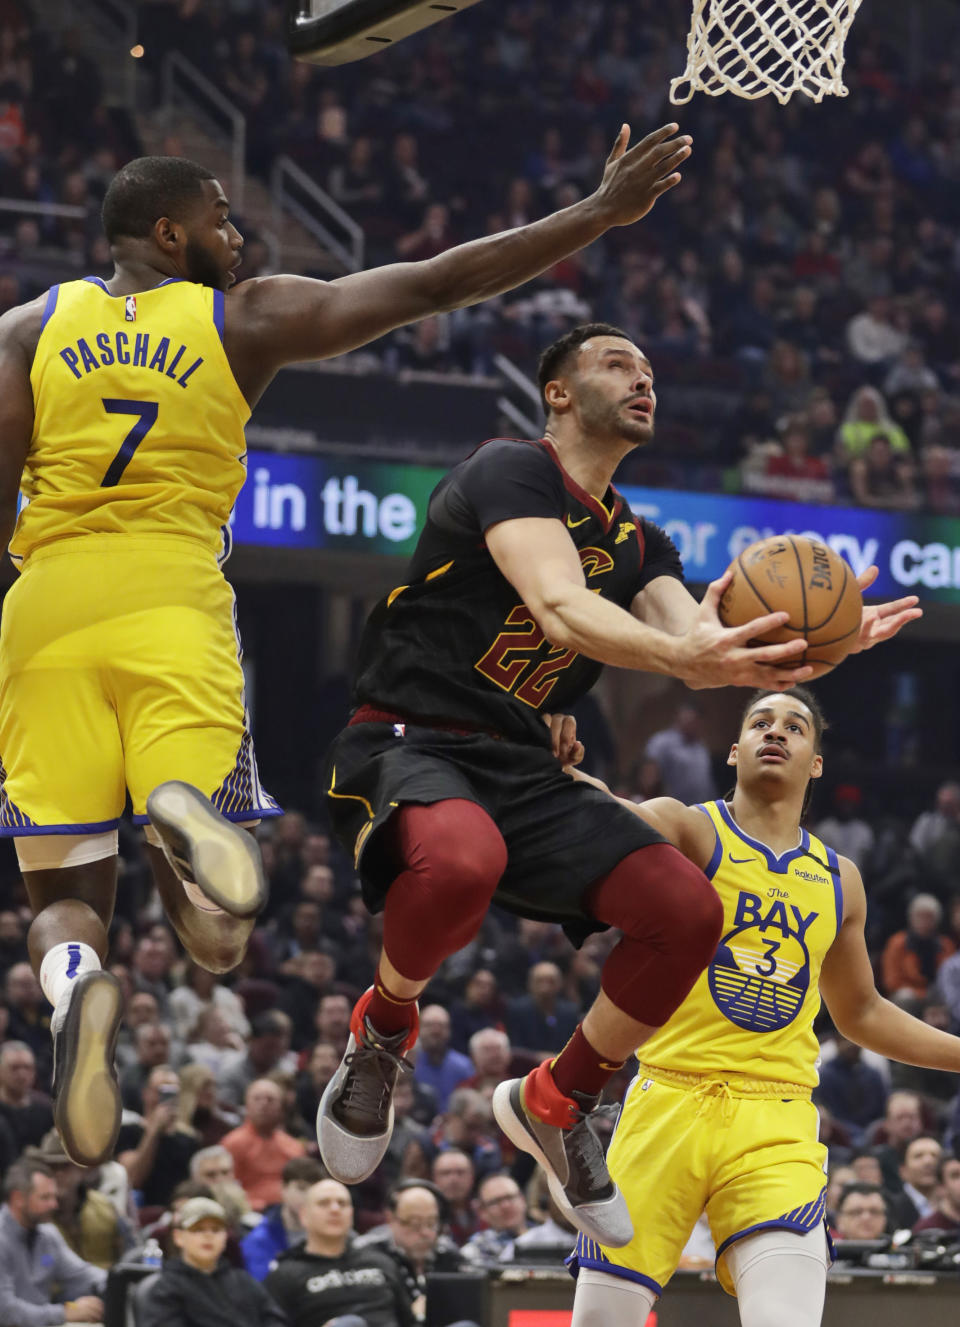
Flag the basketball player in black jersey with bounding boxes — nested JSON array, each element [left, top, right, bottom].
[[318, 323, 922, 1247]]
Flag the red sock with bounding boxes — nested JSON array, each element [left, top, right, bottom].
[[550, 1024, 624, 1101], [365, 967, 420, 1038]]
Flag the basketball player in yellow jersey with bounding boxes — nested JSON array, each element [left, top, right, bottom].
[[569, 687, 960, 1327], [0, 129, 701, 1168]]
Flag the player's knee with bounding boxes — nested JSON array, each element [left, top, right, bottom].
[[669, 854, 723, 961], [603, 845, 721, 961], [408, 801, 507, 902]]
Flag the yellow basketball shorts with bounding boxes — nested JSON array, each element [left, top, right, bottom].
[[0, 535, 280, 835], [569, 1064, 828, 1297]]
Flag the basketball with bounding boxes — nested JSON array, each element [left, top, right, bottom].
[[718, 536, 863, 679]]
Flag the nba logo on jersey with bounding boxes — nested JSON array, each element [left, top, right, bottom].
[[124, 295, 137, 321], [393, 723, 406, 737]]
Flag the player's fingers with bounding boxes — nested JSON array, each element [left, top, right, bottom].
[[856, 565, 880, 592], [556, 714, 578, 762], [726, 610, 791, 643], [875, 607, 924, 638], [650, 173, 684, 198], [606, 123, 630, 162], [875, 594, 920, 617], [742, 637, 808, 664], [636, 121, 680, 152], [700, 571, 734, 612], [568, 740, 585, 768], [648, 137, 692, 169], [743, 662, 814, 688]]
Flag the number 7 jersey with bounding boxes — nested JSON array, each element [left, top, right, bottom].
[[13, 277, 249, 563]]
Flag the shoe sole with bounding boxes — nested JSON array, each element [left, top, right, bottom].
[[316, 1032, 395, 1185], [54, 972, 123, 1168], [492, 1078, 632, 1248], [146, 781, 267, 919]]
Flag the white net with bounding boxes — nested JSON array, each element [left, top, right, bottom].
[[669, 0, 864, 106]]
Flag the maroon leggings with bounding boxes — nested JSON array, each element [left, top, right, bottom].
[[383, 799, 722, 1026]]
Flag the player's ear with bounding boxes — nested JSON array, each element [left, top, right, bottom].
[[810, 753, 824, 780], [543, 377, 570, 413], [726, 742, 738, 768], [154, 216, 182, 253]]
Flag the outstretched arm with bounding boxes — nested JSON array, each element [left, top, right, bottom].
[[225, 124, 691, 400], [820, 857, 960, 1070]]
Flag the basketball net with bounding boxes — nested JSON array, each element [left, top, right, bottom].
[[669, 0, 864, 105]]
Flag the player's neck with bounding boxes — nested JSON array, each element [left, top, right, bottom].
[[728, 788, 804, 855], [543, 429, 624, 501], [104, 252, 182, 295]]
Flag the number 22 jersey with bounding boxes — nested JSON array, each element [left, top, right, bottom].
[[12, 276, 249, 564], [351, 436, 685, 746]]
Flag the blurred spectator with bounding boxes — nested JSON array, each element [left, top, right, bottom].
[[751, 417, 833, 504], [814, 1037, 888, 1146], [219, 1012, 296, 1111], [913, 1155, 960, 1234], [449, 969, 507, 1053], [140, 1197, 286, 1327], [295, 1040, 340, 1125], [846, 296, 908, 367], [888, 1135, 942, 1227], [241, 1155, 325, 1281], [920, 445, 960, 516], [188, 1145, 252, 1227], [910, 782, 960, 886], [179, 1063, 241, 1147], [866, 1089, 924, 1151], [506, 962, 579, 1056], [168, 961, 250, 1046], [456, 1029, 515, 1101], [833, 1183, 890, 1240], [511, 1194, 577, 1257], [848, 435, 919, 511], [185, 1007, 247, 1079], [884, 345, 940, 397], [221, 1078, 306, 1211], [881, 895, 955, 999], [265, 1179, 414, 1327], [0, 1042, 53, 1150], [430, 1089, 502, 1182], [0, 1158, 105, 1327], [356, 1180, 462, 1321], [462, 1173, 532, 1264], [29, 1131, 134, 1270], [815, 785, 875, 869], [643, 706, 715, 805], [132, 932, 176, 1016], [314, 992, 352, 1058], [4, 963, 51, 1067], [0, 908, 28, 978], [412, 1005, 473, 1113], [120, 1022, 177, 1113], [430, 1149, 479, 1247], [836, 386, 911, 463], [381, 1073, 430, 1187], [116, 991, 162, 1071], [117, 1065, 200, 1210]]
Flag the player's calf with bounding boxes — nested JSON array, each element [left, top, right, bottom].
[[146, 781, 267, 919]]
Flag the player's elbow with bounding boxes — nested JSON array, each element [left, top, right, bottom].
[[529, 588, 577, 650]]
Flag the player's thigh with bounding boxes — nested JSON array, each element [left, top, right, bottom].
[[22, 850, 119, 932], [708, 1097, 828, 1294], [496, 771, 662, 926], [114, 582, 265, 819], [728, 1226, 828, 1327], [570, 1075, 708, 1294]]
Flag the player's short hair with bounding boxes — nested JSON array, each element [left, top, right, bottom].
[[102, 156, 216, 244], [741, 685, 828, 754], [537, 322, 634, 413]]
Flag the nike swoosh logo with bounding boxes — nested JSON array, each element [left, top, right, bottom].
[[566, 514, 590, 528], [729, 856, 756, 865]]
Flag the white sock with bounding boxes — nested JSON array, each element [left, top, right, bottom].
[[40, 942, 101, 1011]]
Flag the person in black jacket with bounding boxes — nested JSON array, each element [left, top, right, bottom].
[[140, 1197, 287, 1327], [265, 1179, 413, 1327]]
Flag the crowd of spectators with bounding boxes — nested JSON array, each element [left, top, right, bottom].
[[3, 1, 960, 510], [1, 734, 960, 1322]]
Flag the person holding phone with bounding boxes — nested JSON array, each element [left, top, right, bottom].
[[117, 1066, 200, 1210]]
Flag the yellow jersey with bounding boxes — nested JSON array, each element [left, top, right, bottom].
[[13, 276, 249, 563], [638, 800, 843, 1088]]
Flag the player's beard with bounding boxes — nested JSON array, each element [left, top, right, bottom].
[[577, 381, 653, 449], [184, 237, 228, 291]]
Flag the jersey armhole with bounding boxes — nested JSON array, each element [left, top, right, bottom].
[[39, 285, 60, 333], [212, 289, 225, 343], [694, 802, 723, 880]]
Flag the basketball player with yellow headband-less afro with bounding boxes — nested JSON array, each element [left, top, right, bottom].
[[0, 128, 699, 1170], [568, 686, 960, 1327]]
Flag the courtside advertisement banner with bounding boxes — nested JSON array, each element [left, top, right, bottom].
[[231, 451, 960, 602]]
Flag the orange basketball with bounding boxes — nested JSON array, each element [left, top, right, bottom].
[[718, 536, 862, 680]]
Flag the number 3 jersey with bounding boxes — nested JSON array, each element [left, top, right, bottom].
[[351, 436, 684, 746], [12, 276, 249, 564], [638, 800, 844, 1089]]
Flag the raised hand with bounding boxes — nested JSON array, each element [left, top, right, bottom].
[[850, 565, 923, 652], [676, 573, 814, 691], [593, 123, 692, 226]]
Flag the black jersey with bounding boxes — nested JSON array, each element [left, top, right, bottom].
[[351, 437, 685, 746]]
